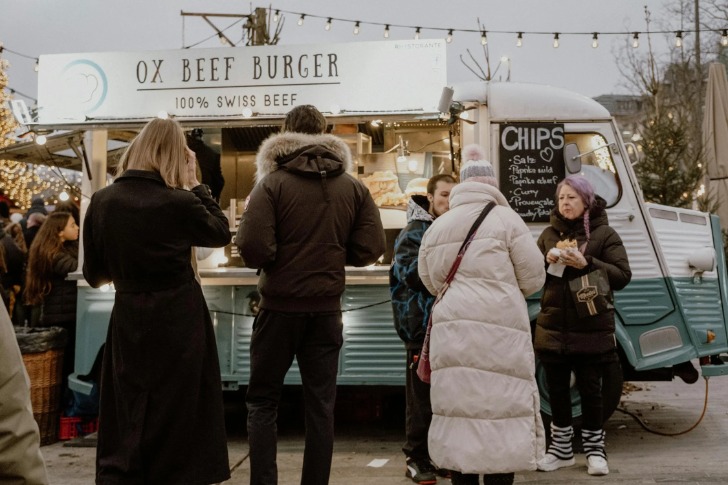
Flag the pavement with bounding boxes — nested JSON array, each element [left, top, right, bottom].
[[41, 376, 728, 484]]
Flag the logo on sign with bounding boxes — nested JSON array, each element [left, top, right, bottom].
[[61, 59, 108, 113], [576, 286, 598, 302]]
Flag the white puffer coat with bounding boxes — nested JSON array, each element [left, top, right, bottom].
[[418, 181, 546, 475]]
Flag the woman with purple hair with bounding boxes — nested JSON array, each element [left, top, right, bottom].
[[535, 175, 631, 477]]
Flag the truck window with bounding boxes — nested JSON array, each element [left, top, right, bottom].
[[564, 133, 621, 206]]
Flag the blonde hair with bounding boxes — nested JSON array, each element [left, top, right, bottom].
[[116, 118, 189, 188]]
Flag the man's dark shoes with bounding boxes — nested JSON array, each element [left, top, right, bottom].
[[405, 458, 438, 484]]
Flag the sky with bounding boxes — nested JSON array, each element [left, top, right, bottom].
[[0, 0, 694, 106]]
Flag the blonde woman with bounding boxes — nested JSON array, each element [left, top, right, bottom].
[[83, 118, 231, 485]]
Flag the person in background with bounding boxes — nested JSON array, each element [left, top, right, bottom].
[[24, 213, 46, 251], [83, 118, 231, 484], [0, 189, 15, 209], [3, 221, 27, 323], [53, 200, 81, 226], [418, 145, 546, 485], [0, 201, 10, 225], [535, 175, 631, 477], [187, 128, 225, 202], [236, 104, 385, 485], [24, 212, 79, 396], [0, 299, 49, 485], [390, 173, 457, 484]]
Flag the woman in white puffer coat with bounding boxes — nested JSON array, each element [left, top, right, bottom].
[[418, 145, 546, 485]]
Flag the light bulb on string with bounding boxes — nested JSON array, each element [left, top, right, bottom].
[[675, 31, 683, 48], [481, 31, 487, 46], [325, 18, 332, 31], [272, 10, 279, 22], [59, 191, 69, 201], [553, 33, 560, 48], [298, 14, 305, 26], [516, 32, 523, 47], [446, 29, 453, 43], [35, 134, 46, 145], [722, 30, 728, 47], [34, 59, 39, 72], [414, 27, 421, 40], [592, 33, 599, 48], [384, 25, 390, 38], [353, 21, 360, 35], [632, 32, 640, 48], [218, 33, 228, 46]]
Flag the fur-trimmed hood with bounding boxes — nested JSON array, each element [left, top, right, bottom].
[[255, 132, 353, 181]]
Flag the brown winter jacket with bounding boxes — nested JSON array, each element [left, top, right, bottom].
[[236, 132, 385, 312], [535, 197, 632, 356]]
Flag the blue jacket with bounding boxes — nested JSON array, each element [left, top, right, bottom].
[[389, 195, 435, 349]]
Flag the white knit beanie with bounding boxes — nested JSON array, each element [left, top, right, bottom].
[[460, 144, 498, 187]]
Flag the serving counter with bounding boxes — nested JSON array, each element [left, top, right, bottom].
[[69, 266, 405, 395]]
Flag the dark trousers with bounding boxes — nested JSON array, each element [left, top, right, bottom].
[[451, 471, 515, 484], [541, 356, 606, 431], [246, 309, 343, 485], [403, 348, 432, 462]]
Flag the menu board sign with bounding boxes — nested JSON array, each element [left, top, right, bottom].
[[498, 123, 566, 222]]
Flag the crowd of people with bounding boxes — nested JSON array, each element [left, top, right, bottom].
[[0, 104, 632, 485]]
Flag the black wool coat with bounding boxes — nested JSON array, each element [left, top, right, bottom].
[[535, 197, 632, 357], [83, 170, 231, 485]]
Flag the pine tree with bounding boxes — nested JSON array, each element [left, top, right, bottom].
[[0, 50, 17, 150], [635, 114, 703, 208]]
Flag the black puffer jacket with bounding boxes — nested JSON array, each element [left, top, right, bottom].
[[535, 197, 631, 355], [236, 132, 385, 312], [41, 241, 78, 326]]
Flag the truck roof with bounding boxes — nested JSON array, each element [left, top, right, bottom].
[[451, 81, 611, 122]]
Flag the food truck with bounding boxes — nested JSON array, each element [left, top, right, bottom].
[[7, 39, 728, 423]]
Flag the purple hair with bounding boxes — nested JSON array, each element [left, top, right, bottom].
[[556, 175, 596, 253]]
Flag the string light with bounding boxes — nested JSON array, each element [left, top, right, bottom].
[[325, 18, 332, 31], [218, 33, 228, 46], [632, 32, 640, 48], [553, 33, 560, 48], [272, 10, 279, 22], [297, 14, 305, 26], [516, 32, 523, 47], [34, 59, 39, 72], [675, 30, 683, 47], [414, 27, 421, 40], [384, 24, 390, 38], [34, 133, 46, 145], [592, 32, 599, 48], [480, 30, 487, 46], [722, 29, 728, 47], [446, 29, 453, 43]]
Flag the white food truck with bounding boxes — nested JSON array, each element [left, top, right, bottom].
[[5, 39, 727, 424]]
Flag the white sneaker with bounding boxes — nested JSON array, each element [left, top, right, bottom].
[[537, 453, 576, 472], [587, 455, 609, 476]]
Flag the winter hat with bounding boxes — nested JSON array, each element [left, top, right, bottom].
[[26, 197, 48, 217], [459, 144, 498, 187]]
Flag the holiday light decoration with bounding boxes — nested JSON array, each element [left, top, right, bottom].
[[1, 50, 81, 210]]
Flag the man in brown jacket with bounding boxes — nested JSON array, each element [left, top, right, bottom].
[[237, 105, 385, 485], [0, 301, 49, 485]]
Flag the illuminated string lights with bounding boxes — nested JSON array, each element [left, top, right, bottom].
[[238, 7, 728, 49]]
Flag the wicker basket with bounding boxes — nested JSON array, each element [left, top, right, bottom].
[[22, 348, 64, 445]]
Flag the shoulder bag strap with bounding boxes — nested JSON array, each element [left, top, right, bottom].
[[439, 201, 497, 297]]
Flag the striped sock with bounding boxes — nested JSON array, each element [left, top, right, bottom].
[[582, 428, 607, 459], [546, 424, 574, 460]]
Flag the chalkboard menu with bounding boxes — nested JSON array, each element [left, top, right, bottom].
[[498, 122, 566, 222]]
